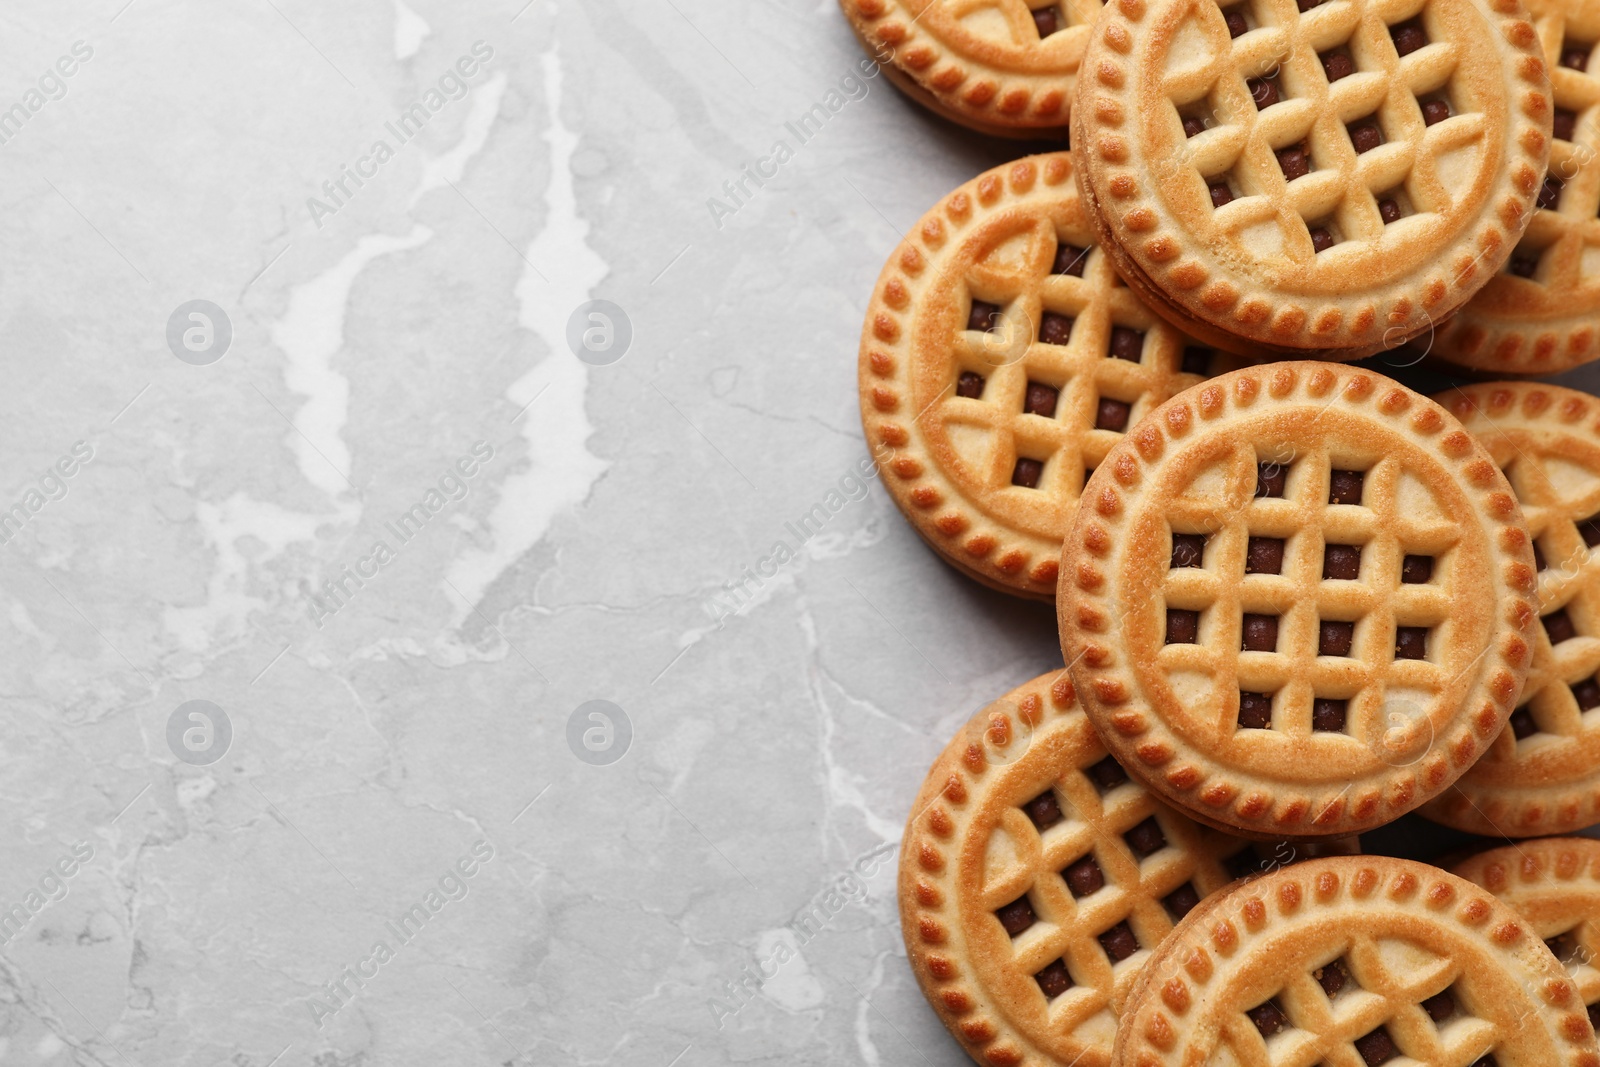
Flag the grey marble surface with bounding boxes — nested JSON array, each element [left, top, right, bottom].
[[1, 2, 1597, 1065]]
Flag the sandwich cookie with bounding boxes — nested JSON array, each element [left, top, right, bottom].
[[1058, 362, 1537, 839], [860, 152, 1236, 599]]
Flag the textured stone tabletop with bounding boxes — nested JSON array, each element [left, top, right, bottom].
[[0, 1, 1595, 1065]]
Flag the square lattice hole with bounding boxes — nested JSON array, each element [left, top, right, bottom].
[[1422, 986, 1459, 1025], [1098, 921, 1140, 962], [1031, 4, 1065, 37], [1083, 465, 1097, 489], [1167, 607, 1201, 644], [1319, 619, 1356, 657], [1054, 241, 1090, 276], [1219, 0, 1256, 38], [1039, 310, 1075, 346], [956, 370, 986, 399], [1062, 853, 1106, 897], [1573, 676, 1600, 710], [1354, 1026, 1400, 1065], [1248, 72, 1286, 111], [1313, 697, 1349, 732], [1329, 468, 1366, 504], [1306, 218, 1343, 254], [1562, 36, 1594, 72], [1182, 346, 1214, 374], [1247, 536, 1285, 574], [1124, 816, 1167, 859], [996, 895, 1037, 937], [1024, 381, 1060, 418], [1417, 90, 1453, 127], [1534, 540, 1552, 570], [1023, 789, 1064, 830], [1172, 532, 1208, 568], [1395, 625, 1429, 660], [1544, 608, 1578, 645], [1035, 957, 1074, 999], [1163, 882, 1202, 919], [1256, 461, 1290, 498], [1377, 188, 1413, 225], [1540, 175, 1565, 212], [1238, 690, 1275, 729], [969, 298, 1005, 331], [1207, 173, 1241, 209], [1324, 543, 1362, 580], [1402, 554, 1435, 583], [1096, 395, 1132, 432], [1086, 755, 1130, 793], [1177, 97, 1220, 139], [1320, 45, 1356, 82], [1315, 957, 1355, 999], [1110, 325, 1146, 361], [1389, 17, 1429, 57], [1347, 115, 1386, 154], [1246, 997, 1290, 1037], [1012, 457, 1046, 489], [1275, 140, 1315, 183], [1243, 614, 1280, 652], [1555, 107, 1579, 142]]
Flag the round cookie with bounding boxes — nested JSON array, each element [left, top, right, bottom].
[[838, 0, 1096, 137], [1422, 384, 1600, 836], [898, 669, 1357, 1067], [860, 153, 1237, 600], [1433, 0, 1600, 374], [1114, 856, 1600, 1067], [1454, 836, 1600, 1037], [1057, 362, 1538, 840], [1071, 0, 1552, 359]]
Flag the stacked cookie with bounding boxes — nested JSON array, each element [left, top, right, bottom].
[[846, 0, 1600, 1061]]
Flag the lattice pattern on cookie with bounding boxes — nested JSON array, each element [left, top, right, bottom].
[[1115, 858, 1598, 1067], [1434, 0, 1600, 371], [932, 0, 1098, 41], [1159, 446, 1460, 741], [1219, 940, 1500, 1067], [841, 0, 1098, 131], [1454, 839, 1600, 1046], [983, 745, 1278, 1027], [900, 671, 1353, 1067], [1061, 364, 1538, 837], [1501, 3, 1600, 288], [947, 226, 1223, 504], [1165, 0, 1482, 263], [861, 153, 1228, 598], [1073, 0, 1548, 354], [1487, 434, 1600, 748], [1423, 385, 1600, 835]]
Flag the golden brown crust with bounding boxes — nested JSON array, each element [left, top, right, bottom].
[[1422, 383, 1600, 835], [1433, 0, 1600, 373], [898, 670, 1357, 1067], [838, 0, 1094, 136], [1058, 362, 1537, 839], [1073, 0, 1553, 357], [1114, 856, 1600, 1067], [860, 153, 1241, 599], [1454, 838, 1600, 959]]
